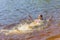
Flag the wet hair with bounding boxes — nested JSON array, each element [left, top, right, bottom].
[[40, 15, 43, 18], [38, 14, 43, 20]]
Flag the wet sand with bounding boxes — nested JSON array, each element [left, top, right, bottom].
[[46, 34, 60, 40]]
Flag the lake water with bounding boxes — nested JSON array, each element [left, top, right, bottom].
[[0, 0, 60, 25]]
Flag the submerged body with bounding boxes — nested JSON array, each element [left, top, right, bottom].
[[13, 15, 51, 33]]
